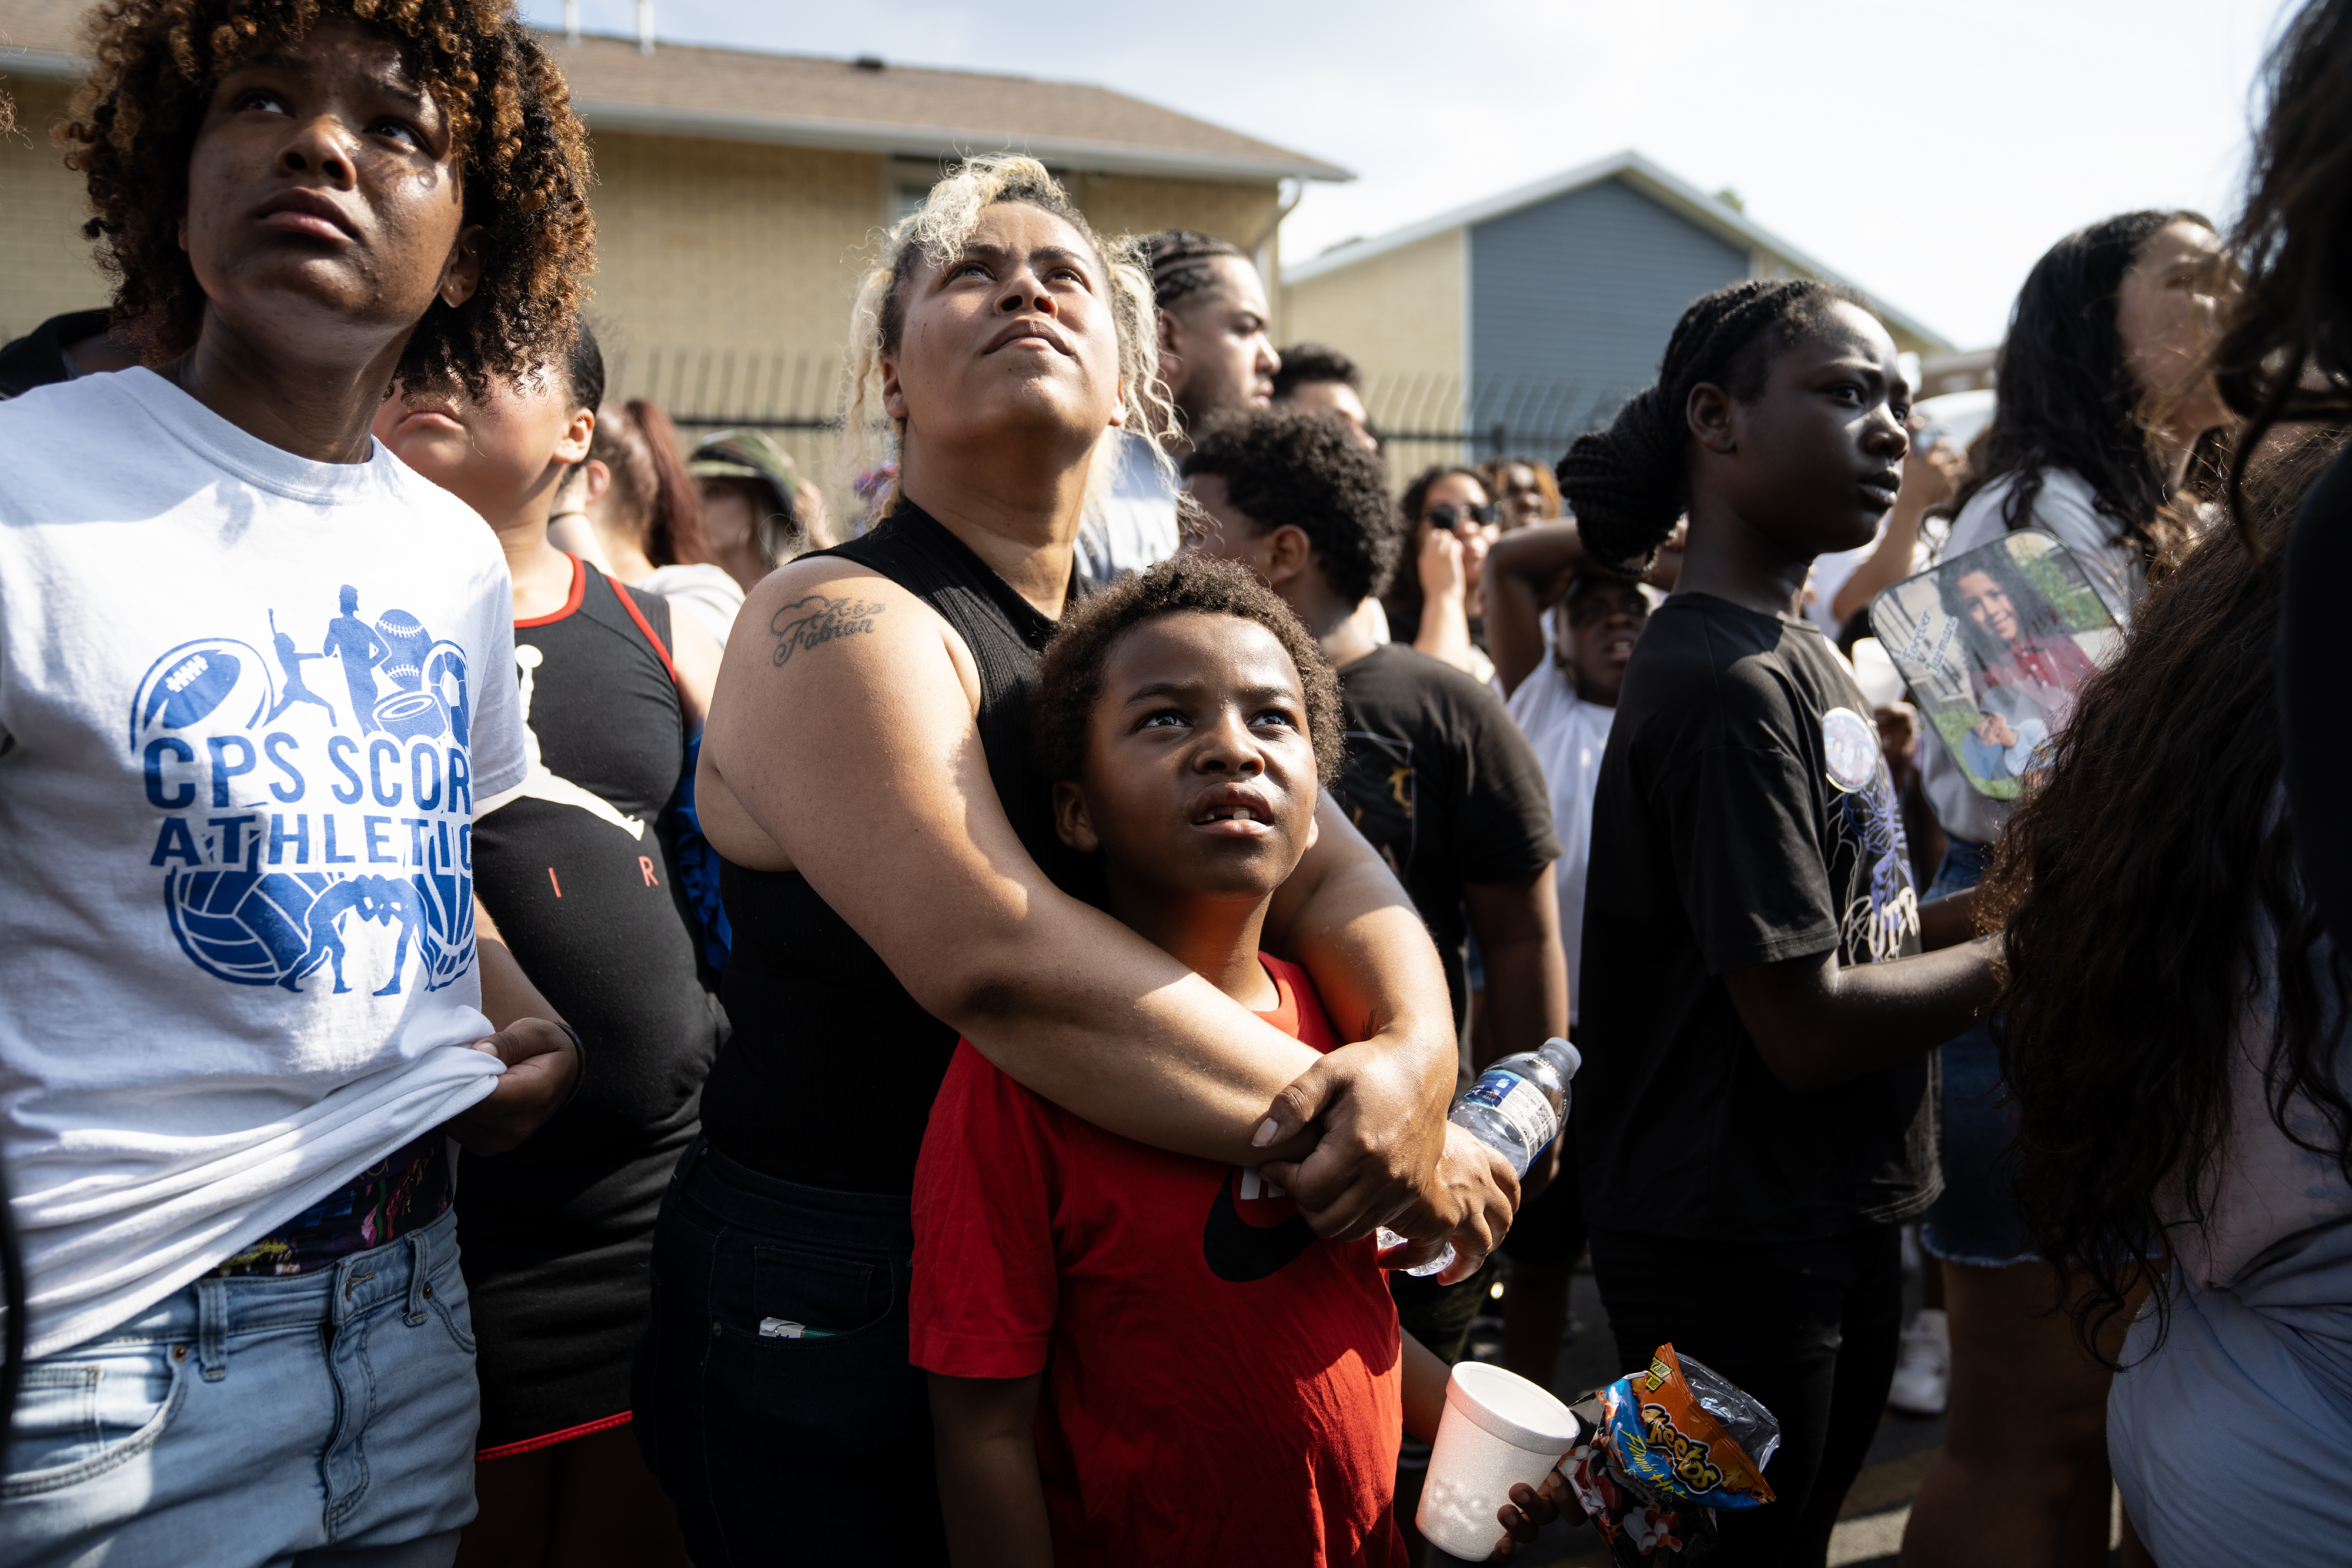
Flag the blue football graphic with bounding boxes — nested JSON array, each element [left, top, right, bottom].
[[130, 638, 273, 750]]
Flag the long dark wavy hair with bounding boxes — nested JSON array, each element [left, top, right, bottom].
[[1980, 427, 2352, 1360], [1955, 212, 2214, 567], [2211, 0, 2352, 530]]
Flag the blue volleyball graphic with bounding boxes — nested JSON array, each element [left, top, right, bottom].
[[166, 868, 333, 987], [129, 638, 273, 751], [375, 609, 430, 692]]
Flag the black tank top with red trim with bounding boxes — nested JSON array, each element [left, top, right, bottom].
[[699, 506, 1095, 1195], [460, 556, 729, 1450]]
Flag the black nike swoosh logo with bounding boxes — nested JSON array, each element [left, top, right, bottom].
[[1201, 1175, 1318, 1283]]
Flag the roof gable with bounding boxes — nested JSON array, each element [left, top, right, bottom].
[[0, 1, 1349, 184], [1286, 149, 1949, 350]]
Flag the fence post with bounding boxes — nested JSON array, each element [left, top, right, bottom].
[[1489, 421, 1507, 462]]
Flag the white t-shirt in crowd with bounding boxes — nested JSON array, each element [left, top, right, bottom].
[[0, 369, 527, 1359], [637, 561, 743, 646], [1504, 658, 1615, 1026], [1074, 429, 1181, 589], [1920, 469, 2140, 849]]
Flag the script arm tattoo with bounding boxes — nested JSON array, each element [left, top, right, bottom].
[[770, 593, 887, 667]]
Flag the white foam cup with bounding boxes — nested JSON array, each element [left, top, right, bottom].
[[1415, 1362, 1582, 1561]]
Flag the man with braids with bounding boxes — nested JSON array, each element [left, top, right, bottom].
[[1073, 228, 1283, 587], [0, 3, 590, 1560], [1566, 278, 1993, 1566]]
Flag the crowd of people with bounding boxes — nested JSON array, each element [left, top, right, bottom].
[[0, 1, 2348, 1566]]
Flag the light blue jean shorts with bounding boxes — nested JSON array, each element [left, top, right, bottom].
[[1, 1204, 479, 1567]]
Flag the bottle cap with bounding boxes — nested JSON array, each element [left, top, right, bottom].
[[1543, 1037, 1582, 1079]]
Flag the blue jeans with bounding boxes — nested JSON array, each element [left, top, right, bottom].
[[1919, 838, 2041, 1268], [632, 1138, 942, 1567], [1, 1204, 479, 1567]]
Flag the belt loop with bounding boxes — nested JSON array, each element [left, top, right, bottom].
[[405, 1228, 430, 1326], [673, 1135, 706, 1198], [196, 1276, 229, 1382]]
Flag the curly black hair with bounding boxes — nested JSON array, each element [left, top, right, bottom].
[[1953, 211, 2214, 566], [2212, 0, 2352, 530], [1180, 408, 1399, 607], [1031, 555, 1344, 791], [61, 0, 596, 396], [1271, 342, 1361, 400], [1555, 278, 1866, 571], [1982, 426, 2352, 1362]]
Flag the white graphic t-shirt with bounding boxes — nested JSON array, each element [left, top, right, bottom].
[[0, 369, 527, 1359]]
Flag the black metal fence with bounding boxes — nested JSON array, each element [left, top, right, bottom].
[[612, 347, 1611, 492]]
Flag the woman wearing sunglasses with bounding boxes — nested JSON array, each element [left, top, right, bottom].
[[1384, 464, 1504, 678]]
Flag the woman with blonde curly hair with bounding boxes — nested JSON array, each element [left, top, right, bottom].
[[0, 1, 589, 1563], [636, 155, 1514, 1559]]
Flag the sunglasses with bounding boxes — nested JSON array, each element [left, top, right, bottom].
[[1425, 502, 1498, 531]]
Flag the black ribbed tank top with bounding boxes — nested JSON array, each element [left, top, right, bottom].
[[697, 506, 1094, 1193]]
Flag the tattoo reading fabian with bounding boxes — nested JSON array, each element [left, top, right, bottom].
[[771, 594, 886, 666]]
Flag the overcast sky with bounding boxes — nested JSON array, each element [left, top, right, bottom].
[[528, 0, 2300, 349]]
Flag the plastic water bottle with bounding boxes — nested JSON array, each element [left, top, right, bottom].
[[1378, 1036, 1582, 1278]]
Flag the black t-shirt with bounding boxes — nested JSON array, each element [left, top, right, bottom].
[[1578, 594, 1935, 1242], [1331, 642, 1561, 1034]]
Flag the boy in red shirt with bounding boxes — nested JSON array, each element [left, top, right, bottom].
[[912, 558, 1549, 1564]]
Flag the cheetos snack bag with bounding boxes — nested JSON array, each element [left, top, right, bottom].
[[1561, 1344, 1779, 1564]]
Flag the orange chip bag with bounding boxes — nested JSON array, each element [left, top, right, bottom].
[[1565, 1345, 1781, 1562], [1602, 1344, 1778, 1510]]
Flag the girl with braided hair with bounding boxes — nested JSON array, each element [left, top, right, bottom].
[[0, 1, 590, 1560], [1569, 279, 1994, 1566]]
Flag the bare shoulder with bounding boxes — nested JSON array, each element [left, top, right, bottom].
[[730, 556, 973, 684], [743, 555, 913, 664]]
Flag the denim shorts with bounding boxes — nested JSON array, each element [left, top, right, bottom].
[[1919, 839, 2040, 1268], [632, 1137, 943, 1566], [0, 1203, 479, 1567]]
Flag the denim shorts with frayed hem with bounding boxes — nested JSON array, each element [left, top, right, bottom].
[[1, 1204, 479, 1568], [1918, 838, 2042, 1269]]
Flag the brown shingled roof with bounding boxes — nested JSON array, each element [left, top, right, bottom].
[[0, 1, 1349, 183]]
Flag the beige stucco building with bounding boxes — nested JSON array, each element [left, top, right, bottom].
[[1, 0, 1345, 435]]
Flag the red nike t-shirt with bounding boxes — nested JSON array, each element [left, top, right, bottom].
[[910, 955, 1407, 1567]]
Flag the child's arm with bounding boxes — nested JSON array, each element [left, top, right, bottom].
[[930, 1372, 1053, 1567], [1400, 1330, 1451, 1445]]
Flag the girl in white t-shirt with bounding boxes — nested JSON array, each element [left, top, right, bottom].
[[1903, 209, 2237, 1568], [0, 6, 586, 1563]]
